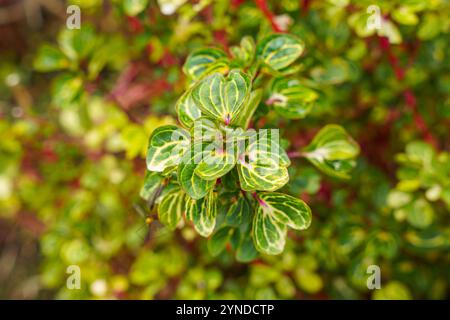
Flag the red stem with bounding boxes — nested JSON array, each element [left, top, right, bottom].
[[377, 36, 439, 149], [301, 0, 312, 15], [254, 0, 282, 32]]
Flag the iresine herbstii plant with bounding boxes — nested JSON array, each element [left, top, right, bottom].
[[141, 33, 360, 260]]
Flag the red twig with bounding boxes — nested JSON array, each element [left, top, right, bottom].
[[254, 0, 282, 32], [377, 36, 439, 149], [301, 0, 312, 15]]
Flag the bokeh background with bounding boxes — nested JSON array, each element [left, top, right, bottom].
[[0, 0, 449, 299]]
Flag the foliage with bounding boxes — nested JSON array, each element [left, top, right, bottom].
[[0, 0, 449, 300]]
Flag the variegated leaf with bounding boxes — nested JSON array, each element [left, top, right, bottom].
[[157, 188, 186, 230], [226, 194, 251, 227], [182, 48, 229, 81], [268, 78, 318, 119], [233, 88, 263, 129], [178, 143, 215, 200], [146, 125, 190, 172], [256, 34, 304, 71], [257, 192, 312, 230], [230, 36, 255, 67], [192, 69, 251, 125], [207, 226, 233, 256], [194, 144, 236, 181], [303, 124, 360, 179], [238, 158, 289, 191], [237, 131, 290, 191], [190, 119, 234, 181], [252, 203, 287, 255], [252, 192, 312, 255], [140, 171, 163, 201], [176, 90, 201, 129], [190, 117, 221, 143], [185, 189, 218, 237]]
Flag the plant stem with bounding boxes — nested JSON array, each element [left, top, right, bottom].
[[377, 36, 439, 150], [254, 0, 282, 32]]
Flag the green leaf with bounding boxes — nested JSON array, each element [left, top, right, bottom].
[[233, 89, 263, 129], [194, 144, 236, 181], [221, 169, 241, 192], [401, 140, 435, 166], [192, 69, 251, 125], [378, 20, 402, 44], [348, 11, 375, 38], [226, 195, 251, 227], [182, 48, 228, 81], [236, 236, 259, 262], [252, 192, 312, 255], [238, 158, 289, 192], [57, 26, 97, 61], [268, 78, 318, 119], [186, 189, 218, 236], [189, 118, 236, 181], [257, 192, 312, 230], [406, 198, 434, 229], [256, 34, 304, 71], [230, 36, 255, 67], [237, 131, 290, 191], [34, 45, 70, 72], [207, 226, 233, 256], [190, 117, 221, 141], [417, 13, 441, 40], [176, 90, 202, 129], [252, 204, 286, 255], [295, 269, 323, 294], [51, 74, 83, 108], [392, 6, 419, 26], [178, 143, 215, 199], [124, 0, 149, 16], [146, 125, 190, 172], [387, 190, 412, 208], [405, 229, 449, 249], [303, 124, 360, 179], [140, 171, 164, 201], [158, 188, 185, 230], [372, 281, 412, 300]]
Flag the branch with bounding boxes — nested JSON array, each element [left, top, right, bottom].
[[254, 0, 282, 32], [377, 36, 439, 150]]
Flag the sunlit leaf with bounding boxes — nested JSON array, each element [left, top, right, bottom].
[[230, 36, 255, 67], [186, 189, 217, 236], [237, 131, 290, 191], [140, 171, 164, 201], [178, 143, 215, 199], [303, 124, 360, 179], [233, 89, 263, 129], [194, 144, 236, 181], [57, 26, 97, 61], [124, 0, 149, 16], [192, 69, 251, 125], [176, 90, 202, 129], [252, 192, 312, 255], [256, 34, 304, 71], [33, 45, 70, 72], [158, 188, 185, 230], [406, 198, 434, 229], [183, 48, 229, 80], [268, 77, 318, 119], [146, 125, 190, 172]]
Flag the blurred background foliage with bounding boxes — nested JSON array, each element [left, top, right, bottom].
[[0, 0, 449, 299]]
